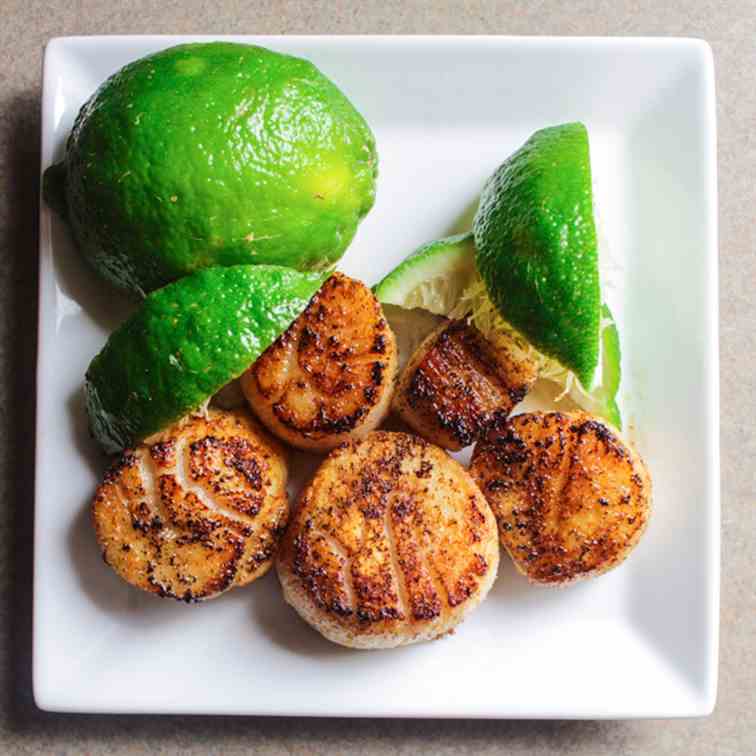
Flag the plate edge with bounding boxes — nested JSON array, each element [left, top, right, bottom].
[[30, 33, 722, 719]]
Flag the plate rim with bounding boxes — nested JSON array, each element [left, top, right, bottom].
[[33, 33, 720, 718]]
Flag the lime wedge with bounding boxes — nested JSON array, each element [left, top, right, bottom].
[[375, 229, 622, 428], [473, 122, 600, 388], [85, 265, 327, 453], [373, 232, 477, 314], [551, 303, 622, 429], [593, 303, 622, 428]]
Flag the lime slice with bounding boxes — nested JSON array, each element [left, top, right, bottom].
[[591, 304, 622, 428], [474, 122, 600, 388], [554, 304, 622, 429], [373, 232, 477, 314], [85, 265, 327, 453]]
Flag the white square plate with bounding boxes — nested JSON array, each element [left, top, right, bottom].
[[35, 35, 719, 717]]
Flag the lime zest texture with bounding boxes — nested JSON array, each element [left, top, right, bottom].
[[49, 42, 377, 295], [456, 272, 621, 428], [85, 264, 327, 453], [473, 122, 600, 388]]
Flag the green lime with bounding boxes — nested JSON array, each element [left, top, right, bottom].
[[85, 265, 327, 453], [601, 305, 622, 403], [473, 122, 600, 388], [537, 302, 622, 428], [45, 42, 377, 296], [592, 304, 622, 428], [374, 227, 622, 428], [373, 232, 477, 313]]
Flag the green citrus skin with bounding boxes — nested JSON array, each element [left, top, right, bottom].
[[473, 123, 600, 388], [85, 265, 327, 453], [373, 232, 476, 312], [598, 303, 622, 429], [44, 42, 377, 296]]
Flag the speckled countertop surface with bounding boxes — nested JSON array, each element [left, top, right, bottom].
[[1, 1, 754, 753]]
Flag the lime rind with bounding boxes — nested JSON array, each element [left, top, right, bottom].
[[50, 42, 377, 296], [85, 264, 327, 453], [373, 232, 476, 314], [542, 305, 622, 429], [454, 272, 622, 428], [596, 303, 622, 428], [555, 305, 622, 429], [473, 122, 601, 388]]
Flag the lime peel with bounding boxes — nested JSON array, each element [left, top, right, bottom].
[[48, 41, 377, 295], [373, 232, 477, 314], [451, 270, 622, 428], [85, 264, 328, 453], [473, 122, 601, 388]]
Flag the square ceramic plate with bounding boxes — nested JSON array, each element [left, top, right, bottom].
[[34, 36, 719, 717]]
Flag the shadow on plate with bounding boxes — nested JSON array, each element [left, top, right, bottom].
[[67, 500, 183, 623], [249, 572, 351, 658], [440, 193, 479, 238], [283, 447, 326, 504], [49, 212, 136, 332], [44, 135, 136, 331], [67, 384, 109, 479], [488, 552, 537, 602]]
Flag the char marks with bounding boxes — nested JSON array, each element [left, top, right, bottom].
[[92, 408, 289, 601], [471, 411, 651, 584], [277, 431, 500, 648], [241, 273, 398, 452], [393, 319, 537, 451]]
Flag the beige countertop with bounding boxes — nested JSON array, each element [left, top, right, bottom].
[[1, 1, 753, 753]]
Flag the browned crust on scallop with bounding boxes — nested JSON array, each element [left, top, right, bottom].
[[241, 273, 398, 451], [277, 431, 499, 647], [92, 408, 289, 602], [392, 320, 537, 450], [470, 411, 652, 585]]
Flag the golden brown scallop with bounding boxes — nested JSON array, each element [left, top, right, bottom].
[[277, 431, 500, 648], [392, 319, 537, 450], [240, 272, 398, 453], [470, 411, 651, 585], [92, 407, 288, 602]]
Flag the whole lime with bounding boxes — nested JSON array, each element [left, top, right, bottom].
[[45, 42, 377, 295], [85, 264, 327, 453]]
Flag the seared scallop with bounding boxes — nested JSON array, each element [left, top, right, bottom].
[[470, 411, 651, 585], [92, 407, 288, 602], [392, 319, 537, 450], [241, 273, 398, 452], [277, 431, 499, 648]]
